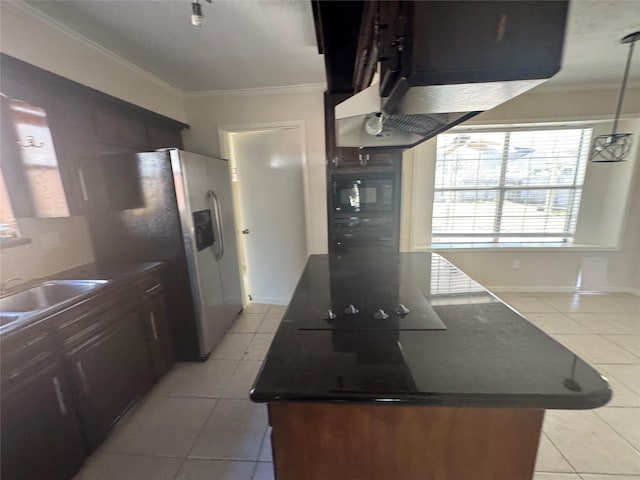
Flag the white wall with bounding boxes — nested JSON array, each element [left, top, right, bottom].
[[0, 217, 95, 282], [401, 87, 640, 293], [0, 2, 186, 122], [182, 91, 327, 254], [0, 1, 186, 285]]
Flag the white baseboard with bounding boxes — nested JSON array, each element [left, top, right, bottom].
[[249, 296, 290, 306], [486, 285, 640, 296]]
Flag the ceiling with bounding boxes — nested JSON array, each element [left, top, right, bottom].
[[24, 0, 326, 92], [22, 0, 640, 94]]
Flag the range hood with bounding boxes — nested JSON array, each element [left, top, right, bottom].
[[330, 0, 569, 151], [335, 77, 550, 150]]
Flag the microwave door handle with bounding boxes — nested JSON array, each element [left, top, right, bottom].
[[207, 190, 225, 261]]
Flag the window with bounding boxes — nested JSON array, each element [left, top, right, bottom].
[[431, 127, 592, 245]]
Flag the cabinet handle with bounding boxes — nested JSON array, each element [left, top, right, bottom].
[[145, 284, 161, 295], [52, 376, 68, 416], [76, 361, 90, 396], [150, 312, 158, 340], [78, 168, 89, 202]]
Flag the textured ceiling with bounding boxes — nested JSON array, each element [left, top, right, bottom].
[[24, 0, 326, 92], [542, 0, 640, 90], [21, 0, 640, 93]]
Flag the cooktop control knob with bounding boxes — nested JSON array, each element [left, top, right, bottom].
[[344, 304, 359, 314], [373, 309, 389, 320], [395, 304, 411, 316], [323, 309, 337, 321]]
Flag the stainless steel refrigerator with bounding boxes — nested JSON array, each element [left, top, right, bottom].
[[92, 149, 243, 360]]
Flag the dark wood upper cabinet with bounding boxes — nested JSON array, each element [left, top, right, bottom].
[[0, 53, 188, 217], [146, 121, 184, 151], [317, 1, 568, 97], [352, 2, 378, 94], [92, 107, 149, 150]]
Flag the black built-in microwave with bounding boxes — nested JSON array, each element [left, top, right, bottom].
[[332, 173, 394, 213]]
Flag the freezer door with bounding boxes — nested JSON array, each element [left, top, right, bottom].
[[171, 150, 226, 356], [206, 158, 243, 326]]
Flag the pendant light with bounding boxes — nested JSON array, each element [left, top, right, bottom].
[[590, 31, 640, 162]]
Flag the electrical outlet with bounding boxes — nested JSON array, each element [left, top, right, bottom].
[[512, 259, 521, 269]]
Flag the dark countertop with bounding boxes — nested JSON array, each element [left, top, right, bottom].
[[51, 261, 163, 284], [250, 253, 612, 409], [0, 262, 163, 336]]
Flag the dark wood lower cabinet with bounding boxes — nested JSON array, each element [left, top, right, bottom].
[[65, 310, 154, 451], [0, 271, 173, 478], [142, 295, 175, 381], [1, 359, 85, 480], [269, 402, 544, 480]]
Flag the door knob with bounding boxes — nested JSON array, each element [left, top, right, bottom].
[[242, 229, 250, 234]]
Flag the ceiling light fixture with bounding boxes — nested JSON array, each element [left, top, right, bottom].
[[191, 0, 211, 27], [590, 31, 640, 162]]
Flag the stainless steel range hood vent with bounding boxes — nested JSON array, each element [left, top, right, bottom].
[[335, 78, 548, 150]]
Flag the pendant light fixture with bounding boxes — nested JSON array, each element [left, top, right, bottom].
[[191, 0, 212, 27], [590, 31, 640, 162]]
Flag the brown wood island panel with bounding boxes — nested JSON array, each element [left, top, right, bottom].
[[269, 402, 544, 480]]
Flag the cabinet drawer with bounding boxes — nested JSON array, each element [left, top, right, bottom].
[[56, 291, 137, 349], [1, 330, 54, 390], [137, 272, 163, 301]]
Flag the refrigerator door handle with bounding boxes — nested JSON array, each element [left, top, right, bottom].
[[207, 189, 225, 261]]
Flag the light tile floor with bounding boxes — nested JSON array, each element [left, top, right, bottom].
[[73, 294, 640, 480]]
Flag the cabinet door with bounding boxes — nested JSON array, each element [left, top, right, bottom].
[[378, 1, 410, 97], [1, 360, 85, 480], [92, 107, 149, 150], [332, 147, 362, 168], [66, 311, 153, 450], [146, 121, 183, 151], [142, 295, 175, 381], [46, 94, 110, 214]]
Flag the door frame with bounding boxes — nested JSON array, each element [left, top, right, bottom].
[[218, 121, 312, 304]]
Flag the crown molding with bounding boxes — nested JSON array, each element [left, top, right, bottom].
[[185, 83, 327, 98], [6, 1, 185, 98]]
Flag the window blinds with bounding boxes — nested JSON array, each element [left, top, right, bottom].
[[432, 127, 592, 244]]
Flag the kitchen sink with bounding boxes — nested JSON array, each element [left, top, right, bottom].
[[0, 280, 110, 326], [0, 313, 21, 327]]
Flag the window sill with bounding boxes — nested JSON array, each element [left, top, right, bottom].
[[416, 243, 620, 253]]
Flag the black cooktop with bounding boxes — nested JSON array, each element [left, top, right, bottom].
[[297, 282, 447, 331], [289, 253, 453, 331]]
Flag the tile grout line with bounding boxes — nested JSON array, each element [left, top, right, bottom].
[[592, 408, 640, 456], [541, 431, 578, 475], [600, 335, 640, 360]]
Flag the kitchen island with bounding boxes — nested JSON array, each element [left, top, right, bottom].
[[250, 253, 611, 480]]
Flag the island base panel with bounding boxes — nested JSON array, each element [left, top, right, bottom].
[[268, 403, 544, 480]]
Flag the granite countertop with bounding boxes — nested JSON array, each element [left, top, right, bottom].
[[51, 261, 163, 284], [250, 253, 612, 409], [0, 262, 163, 336]]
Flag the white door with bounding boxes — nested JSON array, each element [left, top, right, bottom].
[[230, 128, 308, 305]]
